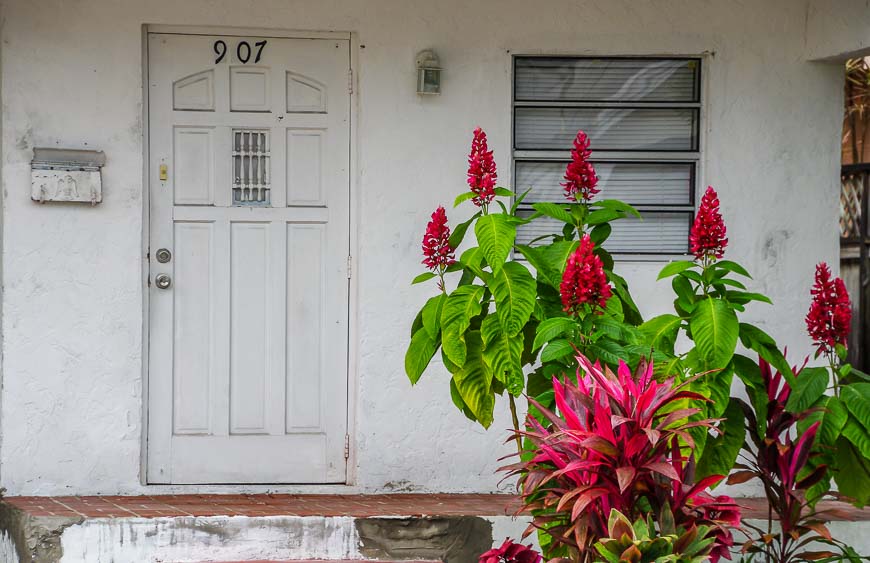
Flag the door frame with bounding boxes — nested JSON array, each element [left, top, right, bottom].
[[140, 24, 360, 487]]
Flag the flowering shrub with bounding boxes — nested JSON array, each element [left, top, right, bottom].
[[731, 357, 865, 562], [503, 353, 740, 561], [406, 128, 642, 429], [407, 125, 869, 562]]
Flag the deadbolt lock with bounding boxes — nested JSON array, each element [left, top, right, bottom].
[[156, 248, 172, 263]]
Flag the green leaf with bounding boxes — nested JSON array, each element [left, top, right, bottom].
[[405, 328, 438, 384], [494, 187, 515, 198], [689, 297, 739, 370], [534, 317, 577, 351], [440, 285, 485, 366], [448, 213, 480, 249], [657, 260, 696, 280], [785, 367, 830, 413], [511, 188, 533, 214], [421, 293, 447, 339], [452, 331, 495, 428], [587, 340, 627, 366], [454, 191, 476, 207], [412, 272, 437, 285], [532, 202, 574, 224], [799, 395, 848, 447], [834, 436, 870, 506], [539, 240, 580, 276], [541, 338, 574, 362], [481, 315, 525, 396], [639, 314, 683, 356], [593, 199, 641, 218], [474, 214, 516, 275], [449, 377, 477, 422], [459, 246, 488, 281], [586, 208, 621, 226], [842, 383, 870, 429], [843, 418, 870, 459], [725, 291, 773, 305], [489, 261, 536, 336], [590, 223, 611, 245], [738, 323, 795, 383], [716, 260, 752, 278], [696, 399, 745, 482]]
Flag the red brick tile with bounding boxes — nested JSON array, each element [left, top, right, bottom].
[[2, 494, 867, 522]]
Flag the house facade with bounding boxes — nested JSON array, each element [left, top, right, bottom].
[[0, 0, 865, 502]]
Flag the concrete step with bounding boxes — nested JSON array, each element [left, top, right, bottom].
[[0, 494, 527, 563], [1, 494, 867, 562]]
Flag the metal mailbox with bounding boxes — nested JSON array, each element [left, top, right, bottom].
[[31, 148, 106, 205]]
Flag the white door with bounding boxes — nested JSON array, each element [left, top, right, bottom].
[[147, 32, 351, 484]]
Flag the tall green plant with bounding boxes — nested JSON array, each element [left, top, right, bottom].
[[638, 186, 788, 478], [406, 128, 643, 429]]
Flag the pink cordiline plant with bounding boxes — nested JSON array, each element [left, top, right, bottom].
[[500, 353, 741, 562]]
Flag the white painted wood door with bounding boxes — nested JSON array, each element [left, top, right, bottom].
[[147, 32, 351, 484]]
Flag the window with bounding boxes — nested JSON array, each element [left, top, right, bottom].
[[512, 57, 702, 256]]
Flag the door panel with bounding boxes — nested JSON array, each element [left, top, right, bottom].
[[147, 33, 350, 484]]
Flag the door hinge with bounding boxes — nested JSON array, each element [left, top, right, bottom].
[[346, 255, 352, 279], [347, 68, 353, 94], [344, 434, 350, 459]]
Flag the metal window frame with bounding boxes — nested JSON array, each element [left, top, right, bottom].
[[513, 56, 702, 104], [511, 55, 703, 257]]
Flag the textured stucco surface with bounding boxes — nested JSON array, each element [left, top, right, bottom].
[[806, 0, 870, 60], [0, 0, 849, 497]]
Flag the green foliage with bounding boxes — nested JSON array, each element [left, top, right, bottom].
[[406, 184, 643, 428], [593, 510, 715, 563]]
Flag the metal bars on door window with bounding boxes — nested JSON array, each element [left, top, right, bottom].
[[233, 129, 270, 205]]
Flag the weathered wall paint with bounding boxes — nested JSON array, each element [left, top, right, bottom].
[[806, 0, 870, 60], [0, 0, 847, 496], [47, 515, 870, 562]]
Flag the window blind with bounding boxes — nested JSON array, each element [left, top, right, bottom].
[[512, 57, 701, 256]]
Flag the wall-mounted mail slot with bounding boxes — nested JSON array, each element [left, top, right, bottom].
[[31, 148, 106, 205]]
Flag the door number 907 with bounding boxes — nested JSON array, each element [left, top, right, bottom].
[[213, 40, 267, 64]]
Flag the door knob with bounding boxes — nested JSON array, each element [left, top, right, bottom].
[[155, 273, 172, 289]]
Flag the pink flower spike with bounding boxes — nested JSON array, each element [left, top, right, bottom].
[[560, 234, 612, 315], [562, 130, 599, 202], [690, 186, 728, 261], [421, 206, 456, 273], [467, 127, 497, 207], [805, 262, 852, 354]]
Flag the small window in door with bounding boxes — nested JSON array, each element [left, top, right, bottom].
[[233, 129, 271, 205]]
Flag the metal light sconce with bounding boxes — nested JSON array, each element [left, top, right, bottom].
[[416, 49, 442, 95]]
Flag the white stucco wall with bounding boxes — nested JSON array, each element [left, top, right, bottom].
[[806, 0, 870, 60], [0, 0, 846, 496]]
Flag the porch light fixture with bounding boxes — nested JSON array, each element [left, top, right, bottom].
[[416, 49, 442, 95]]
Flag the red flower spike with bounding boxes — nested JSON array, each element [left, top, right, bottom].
[[806, 262, 852, 354], [478, 538, 542, 563], [421, 206, 456, 272], [467, 127, 497, 207], [560, 234, 612, 315], [562, 130, 600, 201], [689, 186, 728, 261]]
